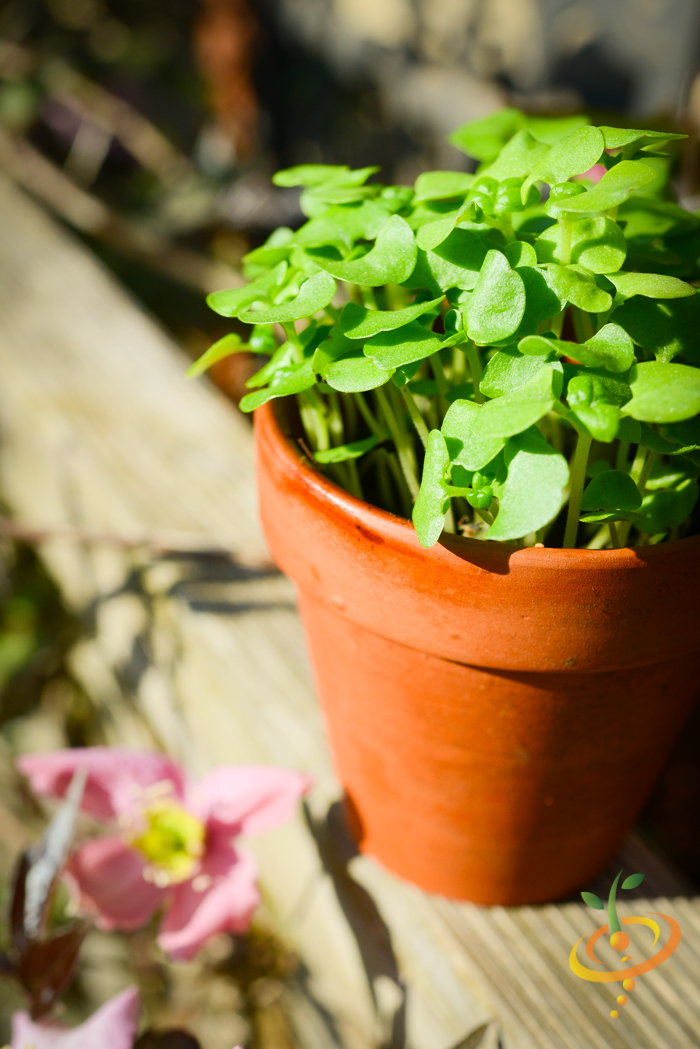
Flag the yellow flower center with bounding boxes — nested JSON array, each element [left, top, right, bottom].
[[131, 801, 205, 885]]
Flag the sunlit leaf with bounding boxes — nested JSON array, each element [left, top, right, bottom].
[[442, 399, 506, 471], [607, 272, 694, 300], [315, 433, 382, 462], [504, 241, 538, 268], [340, 296, 443, 339], [308, 215, 417, 286], [478, 365, 561, 438], [545, 265, 612, 313], [547, 160, 657, 215], [449, 107, 526, 161], [238, 361, 317, 411], [326, 350, 394, 393], [237, 271, 336, 324], [535, 216, 627, 274], [482, 130, 550, 182], [487, 429, 568, 541], [186, 334, 249, 379], [413, 430, 450, 547], [466, 250, 526, 344], [600, 127, 686, 158], [414, 171, 475, 201], [624, 361, 700, 423], [363, 321, 443, 369], [481, 346, 561, 397], [273, 164, 354, 187], [527, 126, 604, 186]]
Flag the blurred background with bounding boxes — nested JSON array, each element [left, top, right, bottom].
[[1, 0, 700, 369], [3, 1, 700, 1044]]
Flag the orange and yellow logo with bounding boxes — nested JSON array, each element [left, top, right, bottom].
[[569, 870, 681, 1019]]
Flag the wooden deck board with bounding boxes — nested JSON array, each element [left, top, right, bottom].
[[0, 171, 698, 1049]]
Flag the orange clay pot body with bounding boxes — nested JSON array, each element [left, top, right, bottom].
[[255, 402, 700, 904]]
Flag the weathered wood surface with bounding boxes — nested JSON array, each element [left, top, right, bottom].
[[1, 172, 699, 1049]]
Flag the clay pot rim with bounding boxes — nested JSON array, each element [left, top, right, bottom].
[[261, 399, 700, 566]]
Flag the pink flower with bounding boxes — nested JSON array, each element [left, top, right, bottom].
[[17, 748, 311, 959], [11, 985, 140, 1049]]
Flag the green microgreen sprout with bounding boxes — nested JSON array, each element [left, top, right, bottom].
[[193, 110, 700, 549], [582, 870, 645, 951]]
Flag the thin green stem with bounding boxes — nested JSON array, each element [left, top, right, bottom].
[[282, 322, 302, 354], [326, 390, 345, 445], [360, 286, 378, 309], [608, 521, 620, 548], [430, 352, 449, 396], [465, 343, 484, 403], [563, 431, 593, 549], [376, 387, 420, 501], [399, 386, 429, 448], [615, 440, 630, 472], [572, 307, 595, 342], [384, 448, 413, 518], [324, 304, 340, 322], [345, 459, 363, 500], [353, 392, 381, 435]]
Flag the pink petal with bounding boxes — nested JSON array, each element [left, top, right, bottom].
[[158, 842, 260, 959], [66, 836, 165, 930], [189, 765, 312, 838], [576, 163, 607, 184], [17, 747, 187, 820], [11, 986, 140, 1049]]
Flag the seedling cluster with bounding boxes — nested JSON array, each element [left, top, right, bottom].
[[196, 108, 700, 549]]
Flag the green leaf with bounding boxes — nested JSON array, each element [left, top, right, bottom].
[[621, 872, 645, 890], [237, 271, 336, 324], [519, 327, 633, 373], [573, 402, 622, 442], [187, 333, 248, 378], [581, 470, 642, 512], [466, 250, 526, 344], [481, 347, 561, 397], [547, 160, 657, 215], [293, 201, 394, 250], [340, 296, 443, 339], [315, 433, 382, 463], [478, 366, 561, 438], [535, 217, 627, 274], [481, 130, 550, 182], [527, 126, 604, 186], [413, 430, 451, 547], [625, 361, 700, 423], [326, 350, 394, 393], [607, 272, 694, 300], [409, 229, 491, 293], [525, 113, 591, 145], [414, 171, 474, 202], [580, 510, 641, 523], [582, 324, 635, 373], [487, 429, 569, 541], [363, 321, 444, 370], [600, 127, 686, 157], [312, 326, 394, 392], [581, 891, 605, 910], [449, 107, 526, 161], [616, 196, 697, 239], [207, 265, 285, 317], [637, 479, 699, 533], [238, 361, 317, 412], [442, 399, 506, 471], [504, 241, 538, 268], [414, 202, 470, 251], [545, 265, 612, 313], [503, 265, 564, 342], [273, 164, 354, 187], [612, 293, 700, 363], [308, 214, 417, 286]]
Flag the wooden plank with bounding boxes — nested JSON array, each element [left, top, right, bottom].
[[0, 171, 699, 1049]]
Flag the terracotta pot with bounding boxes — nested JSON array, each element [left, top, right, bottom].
[[255, 401, 700, 904]]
